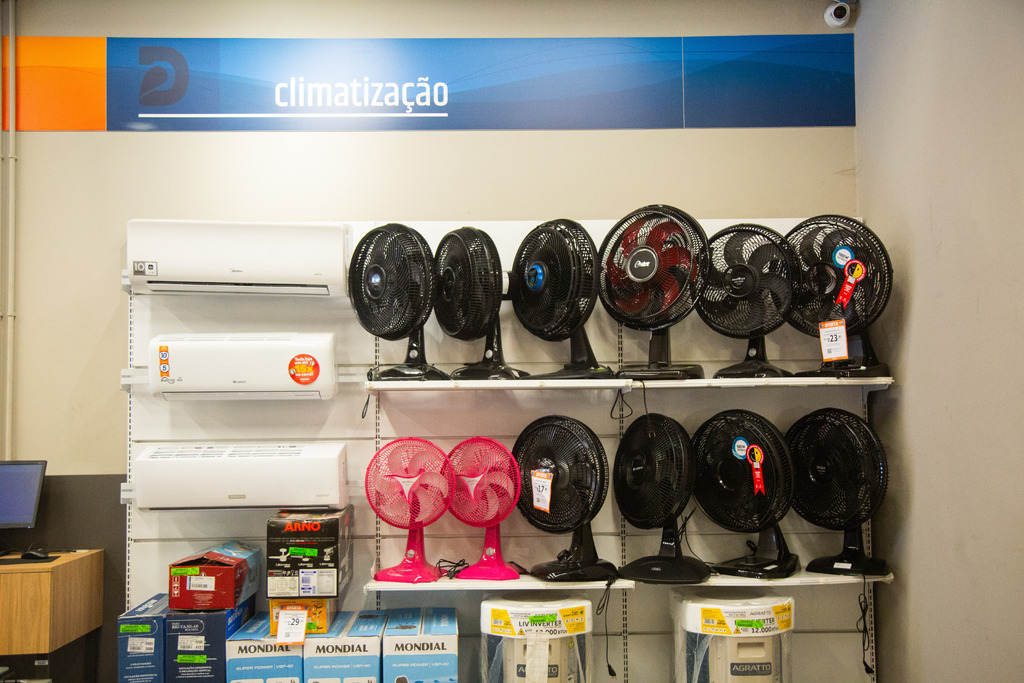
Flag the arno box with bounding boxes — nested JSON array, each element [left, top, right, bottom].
[[226, 612, 303, 683], [117, 593, 172, 683], [267, 505, 353, 599], [383, 607, 458, 683], [165, 596, 255, 683], [169, 540, 263, 610], [303, 610, 388, 683]]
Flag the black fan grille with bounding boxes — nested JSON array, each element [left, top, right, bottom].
[[433, 227, 502, 341], [786, 408, 887, 530], [348, 224, 435, 341], [513, 415, 608, 533], [511, 220, 598, 342], [613, 413, 695, 529], [598, 205, 710, 331], [693, 409, 793, 533], [784, 215, 893, 336], [696, 224, 797, 338]]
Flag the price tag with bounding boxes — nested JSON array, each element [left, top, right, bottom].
[[276, 607, 308, 645], [531, 470, 553, 513], [818, 319, 848, 362]]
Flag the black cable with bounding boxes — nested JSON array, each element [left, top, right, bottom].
[[434, 558, 468, 579], [678, 508, 709, 565], [857, 572, 875, 675], [595, 577, 617, 678], [609, 389, 633, 420]]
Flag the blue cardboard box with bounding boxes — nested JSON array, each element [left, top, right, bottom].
[[165, 595, 255, 683], [383, 607, 458, 683], [227, 612, 304, 683], [303, 610, 387, 683], [117, 593, 172, 683]]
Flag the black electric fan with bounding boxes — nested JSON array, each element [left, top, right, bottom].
[[786, 408, 888, 576], [510, 220, 613, 379], [785, 215, 893, 376], [598, 205, 710, 379], [348, 223, 450, 381], [613, 413, 710, 584], [433, 227, 528, 379], [513, 415, 618, 582], [696, 224, 799, 378], [693, 409, 799, 579]]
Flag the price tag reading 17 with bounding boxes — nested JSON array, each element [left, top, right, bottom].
[[531, 470, 553, 513]]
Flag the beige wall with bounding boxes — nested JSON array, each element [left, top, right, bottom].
[[8, 0, 854, 476], [856, 1, 1024, 680]]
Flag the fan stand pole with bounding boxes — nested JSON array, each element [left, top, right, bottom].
[[806, 525, 888, 576], [456, 524, 520, 580], [530, 523, 618, 582], [450, 318, 529, 380], [374, 326, 451, 381], [530, 327, 613, 379], [712, 524, 799, 580], [617, 328, 704, 380], [374, 527, 442, 583], [714, 337, 792, 379], [617, 519, 711, 584]]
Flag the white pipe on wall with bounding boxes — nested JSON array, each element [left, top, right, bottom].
[[1, 0, 15, 461]]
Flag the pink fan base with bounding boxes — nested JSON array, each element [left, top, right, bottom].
[[375, 528, 441, 583], [456, 525, 519, 581]]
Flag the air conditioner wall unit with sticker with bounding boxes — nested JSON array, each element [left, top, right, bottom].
[[131, 441, 348, 509], [126, 218, 351, 296], [147, 333, 336, 400]]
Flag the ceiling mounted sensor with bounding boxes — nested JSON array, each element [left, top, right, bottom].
[[825, 0, 857, 28]]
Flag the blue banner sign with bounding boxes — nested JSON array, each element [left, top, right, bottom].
[[105, 35, 853, 131]]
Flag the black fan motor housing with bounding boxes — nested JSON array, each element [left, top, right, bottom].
[[613, 413, 694, 530]]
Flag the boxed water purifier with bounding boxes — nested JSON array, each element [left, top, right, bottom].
[[383, 607, 458, 683], [226, 612, 303, 683], [303, 610, 388, 683], [117, 593, 172, 683]]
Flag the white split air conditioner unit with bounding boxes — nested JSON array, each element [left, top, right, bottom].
[[148, 333, 336, 400], [126, 219, 351, 296], [131, 441, 348, 509]]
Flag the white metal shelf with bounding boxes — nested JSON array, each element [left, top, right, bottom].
[[699, 569, 893, 588], [365, 575, 636, 593], [365, 376, 893, 394]]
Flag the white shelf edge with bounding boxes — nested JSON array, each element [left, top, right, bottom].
[[364, 575, 636, 593], [365, 376, 893, 394], [700, 570, 894, 587]]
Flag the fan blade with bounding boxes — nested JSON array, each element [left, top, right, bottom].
[[479, 470, 517, 502], [818, 227, 852, 263], [723, 231, 750, 266], [746, 242, 782, 273], [410, 472, 451, 523]]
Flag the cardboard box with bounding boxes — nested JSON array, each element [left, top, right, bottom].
[[269, 597, 339, 636], [227, 612, 304, 683], [169, 540, 263, 610], [267, 505, 353, 599], [117, 593, 172, 683], [165, 596, 255, 683], [383, 607, 458, 683], [303, 611, 388, 683]]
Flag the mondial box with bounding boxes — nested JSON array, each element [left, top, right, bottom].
[[117, 593, 172, 683], [226, 612, 303, 683], [303, 611, 388, 683], [383, 607, 458, 683], [165, 596, 255, 683], [267, 506, 353, 599]]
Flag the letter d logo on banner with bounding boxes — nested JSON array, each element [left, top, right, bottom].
[[138, 46, 189, 106]]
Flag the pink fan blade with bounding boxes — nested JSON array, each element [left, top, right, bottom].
[[479, 470, 517, 507], [410, 471, 451, 524]]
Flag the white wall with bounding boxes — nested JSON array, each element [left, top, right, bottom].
[[855, 1, 1024, 680]]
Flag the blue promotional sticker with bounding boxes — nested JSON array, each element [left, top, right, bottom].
[[832, 246, 855, 268], [732, 437, 750, 460]]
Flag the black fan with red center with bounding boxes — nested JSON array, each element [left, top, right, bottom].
[[598, 204, 710, 379]]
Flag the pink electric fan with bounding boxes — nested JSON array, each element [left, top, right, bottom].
[[365, 437, 455, 583], [447, 437, 522, 580]]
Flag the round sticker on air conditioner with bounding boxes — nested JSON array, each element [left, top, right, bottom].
[[288, 355, 320, 385]]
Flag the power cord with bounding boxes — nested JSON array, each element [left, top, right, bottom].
[[434, 558, 468, 579], [857, 572, 875, 674], [595, 577, 617, 678]]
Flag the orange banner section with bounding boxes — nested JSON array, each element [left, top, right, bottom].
[[2, 36, 106, 131]]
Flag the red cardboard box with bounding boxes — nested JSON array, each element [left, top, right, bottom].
[[169, 541, 263, 611]]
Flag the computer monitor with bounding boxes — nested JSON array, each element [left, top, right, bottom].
[[0, 460, 46, 529]]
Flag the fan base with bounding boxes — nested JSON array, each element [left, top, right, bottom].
[[375, 558, 443, 584], [616, 363, 704, 380], [528, 364, 615, 380], [796, 361, 890, 378], [618, 555, 711, 585], [712, 552, 800, 580], [457, 558, 521, 581], [530, 558, 618, 583], [806, 553, 888, 577], [451, 360, 529, 381], [714, 359, 792, 379], [370, 363, 452, 381]]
